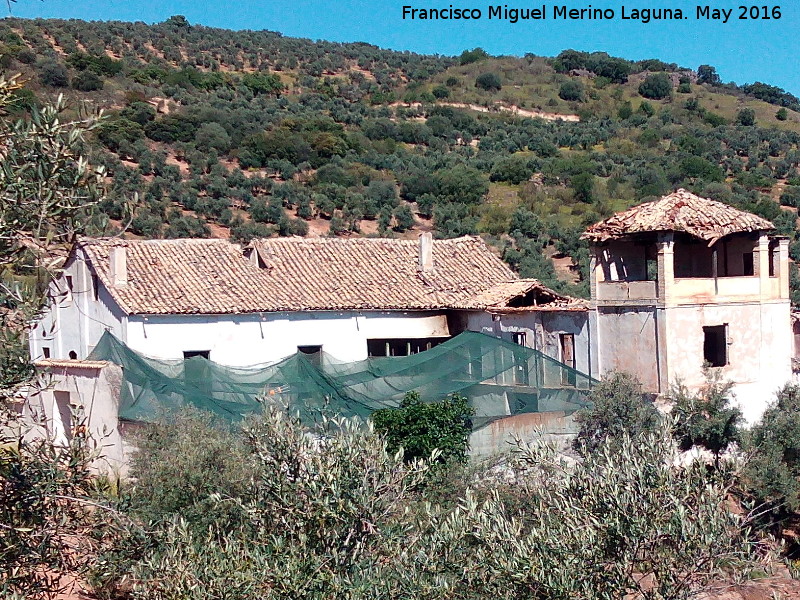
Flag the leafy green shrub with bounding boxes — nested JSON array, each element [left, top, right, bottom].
[[638, 72, 672, 99], [96, 118, 144, 152], [448, 425, 753, 600], [490, 155, 535, 185], [195, 122, 231, 153], [126, 408, 258, 532], [392, 203, 414, 231], [558, 80, 584, 102], [459, 47, 489, 65], [777, 107, 789, 121], [737, 107, 756, 126], [431, 85, 449, 99], [131, 409, 430, 599], [372, 391, 473, 464], [570, 171, 595, 203], [241, 71, 285, 96], [71, 69, 103, 91], [639, 100, 655, 116], [743, 385, 800, 511], [671, 372, 742, 463], [1, 406, 98, 598], [573, 371, 661, 454], [475, 72, 501, 91], [435, 165, 488, 205], [37, 59, 69, 87], [704, 111, 728, 126], [780, 186, 800, 208], [66, 51, 122, 76]]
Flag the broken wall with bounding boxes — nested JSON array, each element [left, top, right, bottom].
[[26, 363, 131, 476]]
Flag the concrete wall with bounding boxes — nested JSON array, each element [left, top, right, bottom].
[[595, 307, 660, 390], [29, 247, 127, 361], [26, 364, 131, 476], [470, 411, 577, 455], [662, 300, 792, 423], [126, 311, 451, 364]]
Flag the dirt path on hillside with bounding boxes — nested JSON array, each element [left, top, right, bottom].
[[391, 101, 580, 122]]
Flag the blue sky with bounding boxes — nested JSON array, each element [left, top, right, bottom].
[[8, 0, 800, 95]]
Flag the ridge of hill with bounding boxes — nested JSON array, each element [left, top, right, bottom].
[[4, 15, 800, 300]]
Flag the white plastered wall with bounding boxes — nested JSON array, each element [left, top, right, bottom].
[[28, 247, 127, 361], [125, 311, 451, 365]]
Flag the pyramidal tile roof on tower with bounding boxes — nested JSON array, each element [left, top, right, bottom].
[[73, 235, 579, 315], [581, 189, 775, 244]]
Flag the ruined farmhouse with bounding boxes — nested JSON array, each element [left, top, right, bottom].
[[26, 189, 795, 461]]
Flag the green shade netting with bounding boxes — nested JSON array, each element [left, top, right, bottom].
[[88, 330, 595, 429]]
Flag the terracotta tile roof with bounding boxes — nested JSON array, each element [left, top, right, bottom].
[[75, 235, 538, 315], [581, 189, 774, 244], [247, 236, 518, 311], [78, 238, 278, 315]]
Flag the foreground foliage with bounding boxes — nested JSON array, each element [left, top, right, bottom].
[[672, 372, 743, 463], [109, 409, 753, 600], [0, 405, 97, 599], [573, 371, 661, 454], [743, 384, 800, 513], [0, 73, 109, 400]]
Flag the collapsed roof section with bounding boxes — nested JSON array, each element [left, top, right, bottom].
[[581, 189, 775, 245], [452, 279, 589, 312]]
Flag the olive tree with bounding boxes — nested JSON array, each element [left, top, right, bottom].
[[0, 77, 108, 399], [0, 74, 119, 599]]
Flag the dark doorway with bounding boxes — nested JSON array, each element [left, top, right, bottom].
[[560, 333, 576, 386]]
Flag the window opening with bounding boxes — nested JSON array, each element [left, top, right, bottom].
[[64, 275, 73, 304], [367, 337, 447, 357], [298, 345, 323, 367], [703, 325, 728, 367], [183, 351, 212, 396], [769, 240, 779, 277], [42, 346, 50, 359], [510, 332, 529, 384], [53, 390, 72, 442]]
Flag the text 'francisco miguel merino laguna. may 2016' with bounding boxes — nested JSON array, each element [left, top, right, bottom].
[[401, 5, 781, 24]]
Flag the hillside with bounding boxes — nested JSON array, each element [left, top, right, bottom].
[[4, 16, 800, 299]]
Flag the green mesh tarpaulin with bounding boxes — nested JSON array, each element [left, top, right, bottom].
[[88, 330, 595, 429]]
